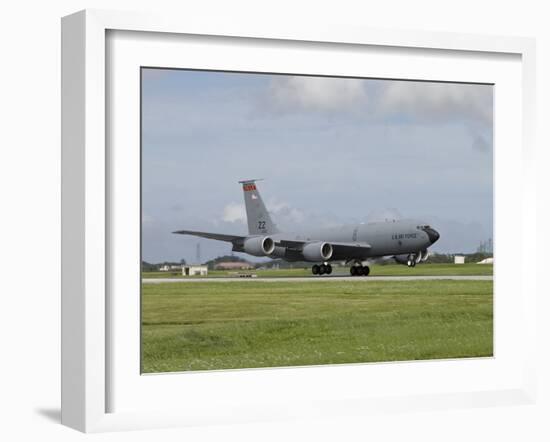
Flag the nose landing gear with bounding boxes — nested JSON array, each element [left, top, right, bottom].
[[312, 263, 333, 275]]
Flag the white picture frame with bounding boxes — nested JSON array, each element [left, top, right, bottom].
[[61, 9, 537, 433]]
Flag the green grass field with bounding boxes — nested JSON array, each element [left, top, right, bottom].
[[141, 279, 493, 373], [143, 263, 493, 279]]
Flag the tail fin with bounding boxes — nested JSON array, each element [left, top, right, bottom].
[[239, 179, 279, 235]]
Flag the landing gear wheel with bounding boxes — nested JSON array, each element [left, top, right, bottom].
[[312, 264, 320, 275], [319, 265, 326, 275], [349, 264, 370, 276], [326, 264, 333, 275]]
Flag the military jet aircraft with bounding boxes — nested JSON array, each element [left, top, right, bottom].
[[173, 179, 440, 276]]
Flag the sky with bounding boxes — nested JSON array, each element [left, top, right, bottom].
[[141, 68, 493, 263]]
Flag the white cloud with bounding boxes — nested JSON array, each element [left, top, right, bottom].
[[221, 202, 246, 223], [266, 77, 492, 126], [267, 199, 306, 226], [378, 81, 492, 124], [221, 199, 306, 229], [268, 76, 367, 112]]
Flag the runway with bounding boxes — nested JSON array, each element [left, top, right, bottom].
[[142, 275, 493, 284]]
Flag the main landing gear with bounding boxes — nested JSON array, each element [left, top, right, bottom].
[[312, 263, 332, 275], [350, 264, 370, 277]]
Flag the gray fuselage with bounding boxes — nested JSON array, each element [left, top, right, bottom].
[[268, 219, 436, 261]]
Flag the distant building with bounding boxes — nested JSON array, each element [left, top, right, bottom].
[[182, 265, 208, 276], [454, 255, 465, 264], [477, 257, 494, 264], [215, 262, 254, 270], [159, 264, 183, 272]]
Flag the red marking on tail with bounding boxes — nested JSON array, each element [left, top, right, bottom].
[[243, 184, 257, 191]]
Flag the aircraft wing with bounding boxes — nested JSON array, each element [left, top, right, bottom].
[[320, 241, 372, 259], [277, 239, 371, 259], [328, 241, 372, 255], [172, 229, 245, 244]]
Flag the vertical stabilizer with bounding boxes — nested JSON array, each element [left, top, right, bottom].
[[239, 179, 279, 235]]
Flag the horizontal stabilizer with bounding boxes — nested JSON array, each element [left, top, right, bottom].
[[172, 229, 245, 244]]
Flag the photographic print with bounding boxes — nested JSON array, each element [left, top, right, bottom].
[[141, 68, 493, 374]]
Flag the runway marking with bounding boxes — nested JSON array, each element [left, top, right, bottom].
[[142, 275, 493, 284]]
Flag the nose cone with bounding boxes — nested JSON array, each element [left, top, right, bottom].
[[424, 227, 440, 244]]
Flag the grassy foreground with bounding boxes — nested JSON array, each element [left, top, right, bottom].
[[141, 279, 493, 373], [143, 263, 493, 279]]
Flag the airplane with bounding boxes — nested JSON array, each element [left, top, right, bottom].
[[173, 179, 440, 276]]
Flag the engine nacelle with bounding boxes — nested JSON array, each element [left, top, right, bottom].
[[243, 236, 275, 256], [301, 241, 333, 262], [271, 246, 288, 259]]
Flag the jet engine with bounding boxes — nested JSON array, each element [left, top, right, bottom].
[[243, 236, 275, 256], [301, 241, 333, 262], [271, 246, 288, 259]]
